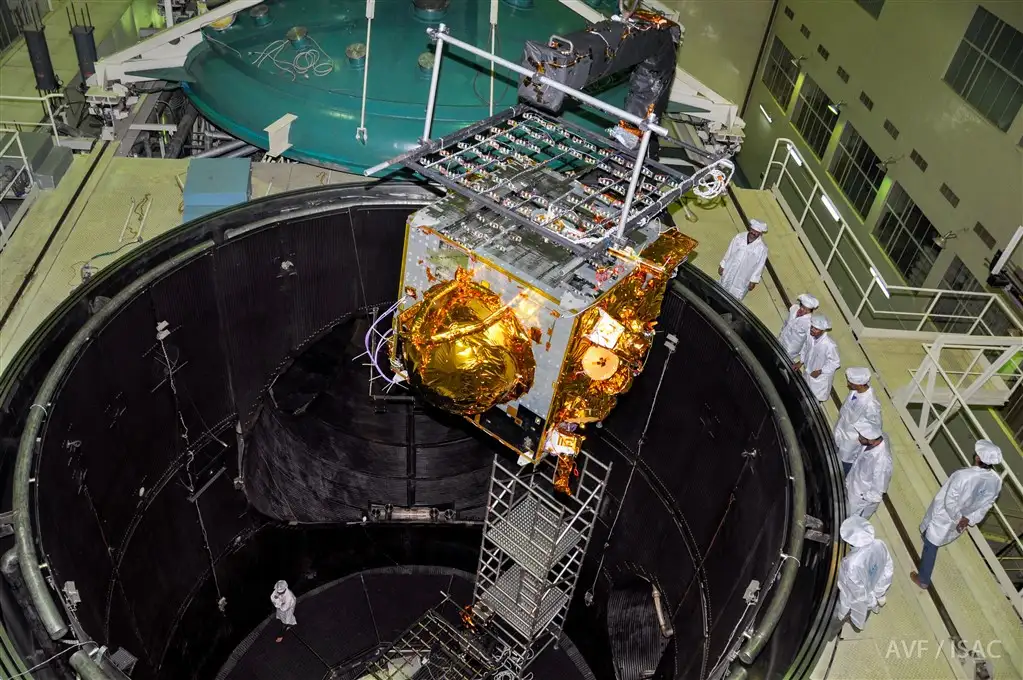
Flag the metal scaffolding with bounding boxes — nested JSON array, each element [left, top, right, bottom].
[[360, 450, 610, 679], [471, 450, 610, 677]]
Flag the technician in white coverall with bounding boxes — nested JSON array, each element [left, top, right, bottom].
[[271, 580, 297, 641], [778, 293, 819, 361], [845, 421, 892, 520], [911, 440, 1003, 589], [718, 219, 769, 301], [835, 516, 893, 631], [833, 367, 883, 475], [793, 314, 840, 402]]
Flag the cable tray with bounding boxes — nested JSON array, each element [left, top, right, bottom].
[[399, 105, 701, 254], [486, 495, 582, 580]]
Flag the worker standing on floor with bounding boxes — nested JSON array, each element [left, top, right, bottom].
[[835, 516, 893, 632], [778, 293, 819, 361], [271, 579, 298, 642], [718, 219, 769, 302], [845, 422, 892, 520], [911, 441, 1003, 590], [834, 367, 883, 475], [794, 314, 840, 403]]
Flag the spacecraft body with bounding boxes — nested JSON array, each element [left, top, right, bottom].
[[388, 108, 699, 491]]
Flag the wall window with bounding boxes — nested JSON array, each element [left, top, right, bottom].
[[791, 76, 839, 158], [873, 183, 941, 286], [762, 37, 799, 110], [934, 256, 987, 333], [944, 6, 1023, 131], [854, 0, 884, 19], [829, 124, 885, 218]]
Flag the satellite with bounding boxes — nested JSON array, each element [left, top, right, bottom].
[[365, 19, 734, 495]]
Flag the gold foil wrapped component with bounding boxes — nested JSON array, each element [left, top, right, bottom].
[[639, 228, 698, 273], [396, 268, 536, 415], [544, 228, 697, 435], [553, 453, 579, 496]]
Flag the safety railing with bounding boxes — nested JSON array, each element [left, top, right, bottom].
[[895, 336, 1023, 614], [760, 138, 1023, 342], [0, 128, 33, 246], [0, 93, 68, 147]]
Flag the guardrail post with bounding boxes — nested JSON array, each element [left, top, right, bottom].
[[968, 297, 995, 335], [824, 221, 844, 270], [916, 293, 941, 332], [853, 277, 875, 318]]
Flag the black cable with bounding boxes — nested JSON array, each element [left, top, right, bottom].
[[471, 26, 511, 106]]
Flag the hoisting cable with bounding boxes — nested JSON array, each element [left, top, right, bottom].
[[489, 0, 498, 116], [356, 0, 375, 144]]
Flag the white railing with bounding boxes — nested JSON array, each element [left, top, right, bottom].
[[895, 336, 1023, 614], [0, 128, 33, 246], [761, 138, 1023, 342], [0, 93, 68, 147]]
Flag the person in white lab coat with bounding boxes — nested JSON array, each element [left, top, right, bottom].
[[778, 293, 819, 361], [718, 219, 769, 301], [794, 314, 840, 402], [911, 440, 1003, 589], [271, 580, 297, 642], [845, 422, 892, 520], [835, 516, 893, 631], [833, 367, 883, 475]]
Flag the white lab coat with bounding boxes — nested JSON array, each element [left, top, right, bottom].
[[778, 304, 812, 361], [920, 467, 1002, 546], [719, 233, 768, 301], [836, 535, 894, 629], [846, 437, 893, 519], [799, 333, 841, 402], [833, 388, 883, 465], [271, 588, 297, 626]]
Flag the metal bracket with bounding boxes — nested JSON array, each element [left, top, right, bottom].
[[742, 579, 760, 605]]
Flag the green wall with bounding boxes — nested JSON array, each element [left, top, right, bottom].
[[668, 0, 776, 106], [736, 0, 1023, 290]]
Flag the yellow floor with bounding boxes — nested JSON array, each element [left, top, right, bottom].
[[0, 0, 153, 127], [674, 188, 1022, 679]]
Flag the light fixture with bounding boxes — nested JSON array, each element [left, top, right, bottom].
[[787, 145, 803, 166], [870, 266, 891, 298], [790, 55, 807, 68], [827, 101, 846, 115], [933, 231, 958, 249], [820, 194, 841, 221], [759, 104, 773, 123], [875, 155, 902, 173]]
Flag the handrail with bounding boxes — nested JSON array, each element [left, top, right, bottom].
[[0, 128, 33, 246], [0, 92, 67, 147], [897, 337, 1023, 613], [759, 137, 1023, 341]]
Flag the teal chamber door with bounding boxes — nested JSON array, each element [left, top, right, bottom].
[[179, 0, 629, 171]]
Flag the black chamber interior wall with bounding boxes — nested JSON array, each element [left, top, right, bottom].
[[32, 203, 791, 679]]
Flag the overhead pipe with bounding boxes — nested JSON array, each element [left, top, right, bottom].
[[194, 139, 247, 158], [223, 145, 259, 158]]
